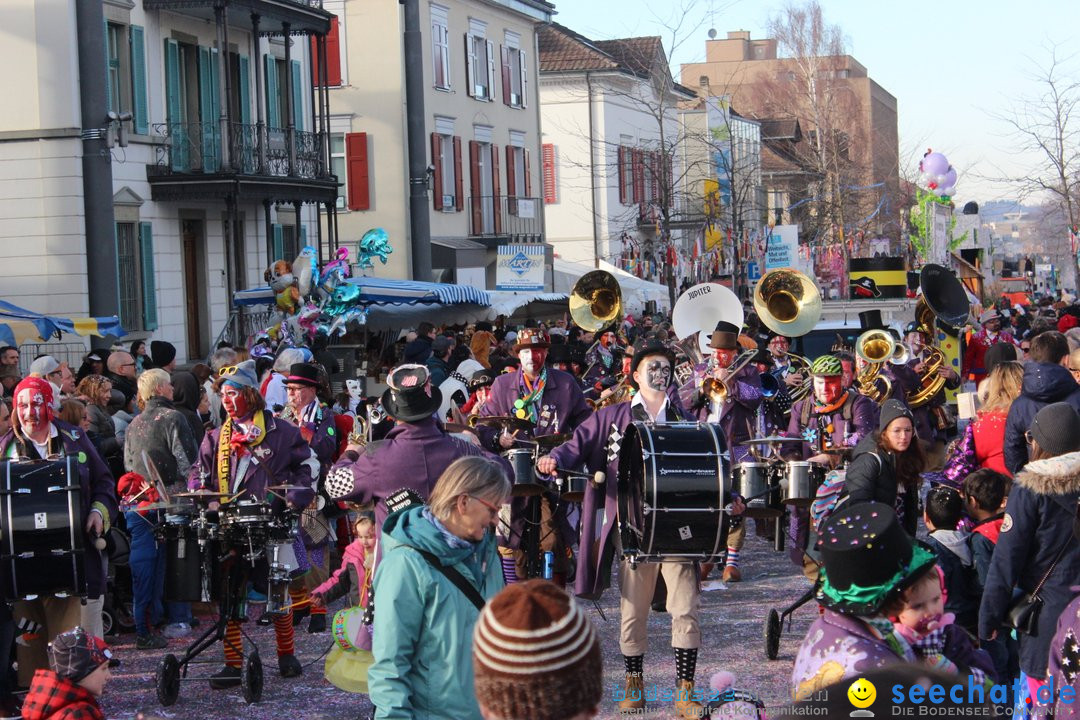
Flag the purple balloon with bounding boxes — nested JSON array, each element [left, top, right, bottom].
[[943, 167, 957, 188], [921, 152, 949, 178]]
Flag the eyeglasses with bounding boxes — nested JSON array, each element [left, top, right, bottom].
[[467, 494, 501, 518]]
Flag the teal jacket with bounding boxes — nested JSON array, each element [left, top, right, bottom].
[[369, 506, 504, 720]]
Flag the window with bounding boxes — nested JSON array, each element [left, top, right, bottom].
[[469, 134, 500, 234], [501, 31, 527, 108], [115, 221, 157, 333], [431, 126, 461, 212], [431, 4, 450, 90], [465, 21, 495, 101], [506, 132, 529, 199], [330, 133, 347, 209], [106, 22, 148, 134]]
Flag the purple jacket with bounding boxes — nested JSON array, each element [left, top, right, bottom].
[[786, 391, 879, 459], [0, 422, 119, 597], [690, 364, 762, 462], [1049, 589, 1080, 718], [549, 400, 692, 600], [792, 610, 911, 700], [476, 368, 591, 450], [905, 354, 960, 443], [188, 410, 317, 512], [326, 417, 512, 549]]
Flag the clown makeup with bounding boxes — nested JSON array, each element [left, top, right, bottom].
[[906, 332, 925, 356], [220, 384, 253, 421], [519, 348, 546, 377], [600, 331, 616, 348], [640, 358, 672, 391], [813, 375, 843, 404], [16, 388, 50, 435], [769, 336, 789, 358], [713, 348, 736, 367]]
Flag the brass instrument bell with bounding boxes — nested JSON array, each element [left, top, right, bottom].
[[569, 271, 623, 332]]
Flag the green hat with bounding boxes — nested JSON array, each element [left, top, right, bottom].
[[810, 355, 843, 377]]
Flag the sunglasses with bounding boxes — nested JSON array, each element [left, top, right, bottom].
[[219, 365, 243, 376]]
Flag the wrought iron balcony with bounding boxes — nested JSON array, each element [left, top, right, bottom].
[[149, 122, 330, 180], [141, 0, 331, 36], [468, 195, 544, 243]]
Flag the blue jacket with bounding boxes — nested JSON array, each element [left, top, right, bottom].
[[368, 506, 503, 720], [1003, 362, 1080, 474], [926, 530, 980, 633], [979, 450, 1080, 678]]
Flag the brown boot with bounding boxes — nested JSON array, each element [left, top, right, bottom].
[[699, 562, 714, 582], [618, 673, 646, 712], [722, 565, 741, 583], [674, 678, 704, 718]]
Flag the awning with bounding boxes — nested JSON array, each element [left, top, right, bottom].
[[233, 276, 491, 308], [0, 300, 126, 346]]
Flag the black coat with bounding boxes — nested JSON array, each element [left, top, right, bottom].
[[842, 433, 919, 536], [979, 450, 1080, 678], [1003, 362, 1080, 474]]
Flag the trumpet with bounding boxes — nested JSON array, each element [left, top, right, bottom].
[[702, 349, 757, 403]]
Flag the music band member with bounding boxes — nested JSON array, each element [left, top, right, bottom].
[[537, 338, 744, 718], [904, 322, 960, 470], [1, 377, 118, 687], [187, 360, 317, 687], [963, 309, 1019, 383], [693, 323, 762, 583], [583, 328, 619, 389], [280, 363, 339, 634]]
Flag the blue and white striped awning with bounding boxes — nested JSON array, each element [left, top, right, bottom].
[[233, 276, 490, 308]]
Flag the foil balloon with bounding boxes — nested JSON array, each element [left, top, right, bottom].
[[323, 247, 351, 279], [297, 302, 321, 336], [357, 228, 393, 270], [292, 246, 319, 298], [919, 150, 949, 179]]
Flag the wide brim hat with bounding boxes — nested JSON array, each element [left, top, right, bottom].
[[512, 328, 550, 353], [979, 309, 1002, 324], [283, 362, 322, 387], [815, 502, 937, 615], [380, 363, 443, 423], [707, 321, 740, 350]]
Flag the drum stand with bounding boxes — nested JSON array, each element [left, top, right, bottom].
[[156, 556, 264, 706]]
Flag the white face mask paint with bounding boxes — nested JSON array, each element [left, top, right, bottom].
[[519, 349, 540, 375], [641, 358, 672, 392]]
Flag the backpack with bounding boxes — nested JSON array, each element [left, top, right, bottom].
[[809, 451, 881, 533]]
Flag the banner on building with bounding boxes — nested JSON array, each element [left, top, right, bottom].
[[496, 245, 545, 291], [764, 225, 799, 271]]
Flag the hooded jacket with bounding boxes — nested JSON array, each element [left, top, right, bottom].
[[927, 529, 980, 632], [170, 370, 205, 445], [368, 506, 503, 719], [842, 433, 919, 536], [1003, 362, 1080, 474], [979, 450, 1080, 678], [21, 669, 104, 720]]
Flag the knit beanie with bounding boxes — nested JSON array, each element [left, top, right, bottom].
[[150, 340, 177, 368], [1030, 402, 1080, 457], [878, 398, 914, 433], [473, 580, 603, 720]]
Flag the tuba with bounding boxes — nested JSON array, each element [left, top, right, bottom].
[[570, 271, 622, 332], [907, 265, 970, 408], [755, 269, 822, 411]]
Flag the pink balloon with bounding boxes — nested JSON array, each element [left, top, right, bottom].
[[921, 152, 949, 178]]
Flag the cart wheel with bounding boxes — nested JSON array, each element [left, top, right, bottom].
[[765, 609, 782, 660], [241, 651, 263, 704], [156, 654, 181, 706], [101, 609, 114, 637]]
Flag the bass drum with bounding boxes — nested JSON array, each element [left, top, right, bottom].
[[617, 422, 730, 563]]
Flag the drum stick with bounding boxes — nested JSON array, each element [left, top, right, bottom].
[[281, 599, 313, 611]]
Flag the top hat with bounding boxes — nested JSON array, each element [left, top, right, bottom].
[[380, 364, 442, 423], [628, 337, 676, 383], [707, 321, 740, 350], [816, 503, 936, 615], [284, 362, 322, 387], [469, 369, 497, 390], [512, 328, 550, 353], [858, 310, 887, 332]]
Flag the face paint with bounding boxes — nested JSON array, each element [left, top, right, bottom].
[[600, 332, 615, 348], [713, 348, 735, 367], [16, 388, 49, 432], [642, 358, 672, 391], [519, 349, 546, 376], [840, 360, 855, 389], [814, 376, 842, 404], [221, 385, 252, 420]]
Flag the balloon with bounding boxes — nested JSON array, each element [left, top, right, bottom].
[[357, 228, 393, 270], [322, 247, 351, 279], [943, 167, 957, 189], [920, 152, 949, 177], [292, 246, 318, 298]]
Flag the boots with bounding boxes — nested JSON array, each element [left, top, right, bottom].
[[618, 673, 646, 712], [722, 565, 741, 583], [674, 678, 704, 718]]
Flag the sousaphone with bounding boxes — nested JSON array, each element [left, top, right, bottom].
[[570, 271, 622, 332], [672, 282, 743, 358], [753, 268, 822, 338]]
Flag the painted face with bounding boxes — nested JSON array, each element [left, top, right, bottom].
[[840, 360, 855, 389], [906, 332, 925, 355], [16, 388, 50, 434], [769, 336, 789, 358], [600, 332, 616, 348], [713, 348, 736, 367], [621, 355, 633, 375], [220, 384, 252, 420], [519, 348, 547, 375], [813, 375, 843, 404], [884, 417, 914, 452], [896, 577, 945, 635], [286, 383, 317, 410], [635, 357, 672, 392]]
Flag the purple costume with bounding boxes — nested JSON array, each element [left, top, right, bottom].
[[690, 364, 762, 464], [905, 353, 961, 444], [475, 367, 591, 450]]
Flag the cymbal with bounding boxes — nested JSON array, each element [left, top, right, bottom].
[[443, 423, 475, 434], [173, 489, 235, 500], [471, 415, 535, 432], [532, 433, 571, 448], [267, 484, 309, 492], [744, 436, 795, 445], [126, 501, 186, 512]]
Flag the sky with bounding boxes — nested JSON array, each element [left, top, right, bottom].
[[555, 0, 1080, 210]]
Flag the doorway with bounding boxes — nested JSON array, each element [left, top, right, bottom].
[[181, 218, 208, 360]]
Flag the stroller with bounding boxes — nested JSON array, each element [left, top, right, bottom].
[[102, 519, 136, 637]]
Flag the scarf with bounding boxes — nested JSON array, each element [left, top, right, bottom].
[[514, 368, 547, 423], [215, 412, 268, 495], [295, 400, 323, 443]]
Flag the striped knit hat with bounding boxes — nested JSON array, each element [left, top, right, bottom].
[[472, 580, 602, 720]]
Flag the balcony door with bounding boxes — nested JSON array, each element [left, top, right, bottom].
[[165, 39, 219, 172], [477, 142, 494, 234]]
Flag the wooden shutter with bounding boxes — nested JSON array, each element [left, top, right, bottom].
[[505, 145, 516, 197], [469, 141, 481, 232], [198, 46, 220, 172], [238, 55, 251, 126], [313, 17, 341, 87], [617, 146, 628, 204], [164, 39, 184, 170], [519, 50, 528, 109], [346, 132, 370, 210], [632, 150, 644, 204], [524, 148, 532, 197], [272, 223, 284, 260], [265, 55, 280, 128], [291, 60, 304, 131], [453, 136, 464, 212], [431, 133, 443, 211], [541, 143, 556, 204], [486, 40, 496, 101], [501, 45, 511, 105], [465, 34, 475, 98], [139, 222, 158, 331], [130, 26, 148, 134], [491, 144, 501, 234]]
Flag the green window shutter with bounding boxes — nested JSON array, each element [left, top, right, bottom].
[[299, 225, 307, 249], [265, 55, 280, 129], [238, 55, 251, 126], [272, 224, 284, 260], [113, 223, 125, 328], [198, 46, 219, 171], [163, 38, 185, 171], [130, 25, 148, 134], [139, 222, 158, 331], [104, 21, 113, 112], [291, 59, 303, 131]]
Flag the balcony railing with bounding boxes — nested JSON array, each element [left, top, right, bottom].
[[468, 195, 544, 241], [150, 122, 329, 180]]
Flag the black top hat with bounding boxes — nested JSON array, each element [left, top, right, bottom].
[[545, 343, 573, 366], [858, 309, 887, 332], [816, 503, 936, 615], [628, 338, 676, 388], [380, 364, 443, 423], [284, 362, 322, 387]]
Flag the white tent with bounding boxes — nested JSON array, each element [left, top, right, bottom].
[[551, 258, 671, 315]]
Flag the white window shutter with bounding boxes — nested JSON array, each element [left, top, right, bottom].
[[465, 34, 475, 98], [486, 39, 496, 102], [519, 49, 528, 108]]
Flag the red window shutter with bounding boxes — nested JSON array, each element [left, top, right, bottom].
[[523, 148, 532, 197], [312, 17, 341, 87], [491, 144, 502, 234], [430, 133, 443, 211], [345, 132, 370, 211], [541, 143, 556, 204], [469, 141, 481, 232], [453, 136, 464, 212], [501, 45, 511, 105], [651, 152, 660, 202], [505, 145, 516, 198], [632, 150, 644, 204], [617, 146, 627, 204]]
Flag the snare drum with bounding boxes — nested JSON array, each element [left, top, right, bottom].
[[332, 607, 368, 651], [219, 501, 275, 557], [558, 474, 586, 503], [0, 458, 86, 600], [617, 422, 730, 562], [503, 448, 543, 497], [782, 461, 826, 507], [731, 462, 773, 517]]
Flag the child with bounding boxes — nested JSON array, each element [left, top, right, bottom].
[[885, 564, 996, 683], [923, 486, 980, 634], [22, 627, 117, 720], [961, 468, 1018, 683], [312, 513, 375, 694], [117, 471, 167, 650]]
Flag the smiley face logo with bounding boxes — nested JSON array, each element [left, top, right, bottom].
[[847, 677, 876, 709]]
